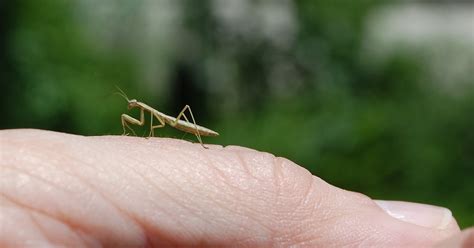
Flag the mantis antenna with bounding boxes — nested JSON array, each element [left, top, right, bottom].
[[114, 85, 130, 102]]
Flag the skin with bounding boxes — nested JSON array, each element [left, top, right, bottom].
[[0, 129, 471, 247]]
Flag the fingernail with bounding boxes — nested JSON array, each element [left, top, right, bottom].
[[374, 200, 453, 230]]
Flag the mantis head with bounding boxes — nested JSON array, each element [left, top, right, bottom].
[[127, 99, 139, 109]]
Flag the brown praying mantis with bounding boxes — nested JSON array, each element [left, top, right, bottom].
[[116, 87, 219, 148]]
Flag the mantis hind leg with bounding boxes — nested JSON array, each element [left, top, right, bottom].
[[121, 107, 145, 136], [171, 105, 206, 148], [148, 112, 166, 138]]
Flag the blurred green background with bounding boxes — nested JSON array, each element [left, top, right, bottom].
[[1, 1, 473, 227]]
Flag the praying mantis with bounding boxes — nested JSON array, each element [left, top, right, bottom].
[[116, 87, 219, 148]]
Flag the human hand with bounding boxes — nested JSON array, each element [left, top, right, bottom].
[[1, 129, 471, 247]]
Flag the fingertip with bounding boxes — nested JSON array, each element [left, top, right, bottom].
[[374, 200, 459, 231]]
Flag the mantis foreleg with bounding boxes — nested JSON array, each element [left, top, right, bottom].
[[121, 107, 145, 136]]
